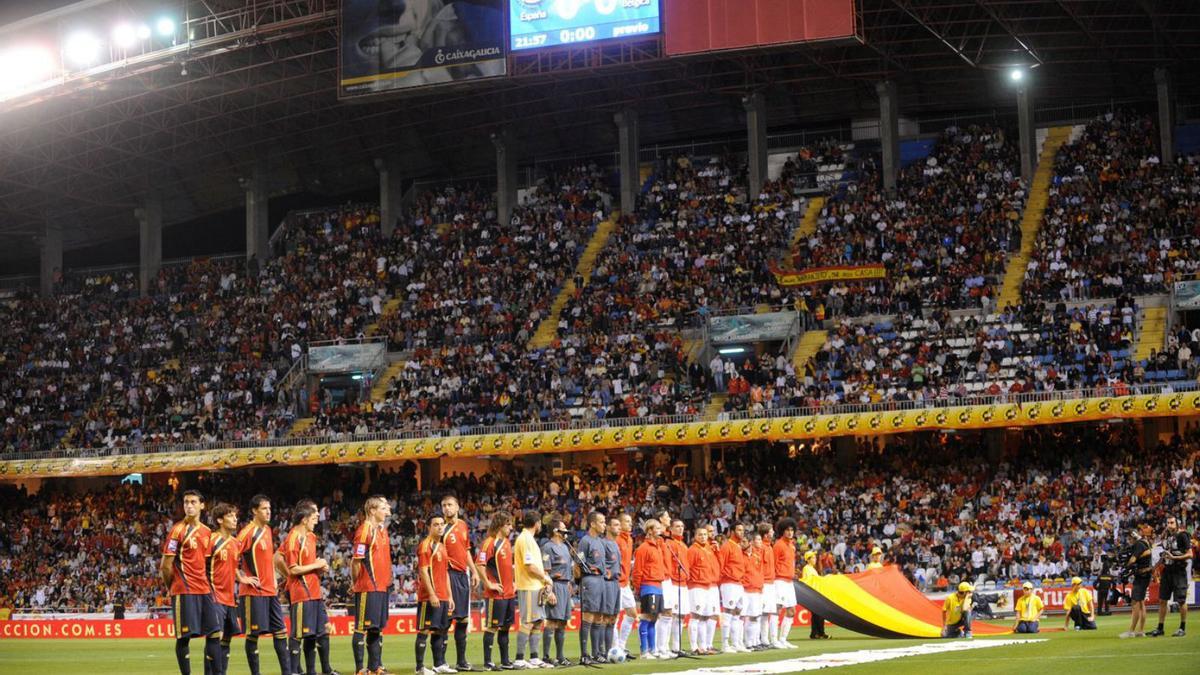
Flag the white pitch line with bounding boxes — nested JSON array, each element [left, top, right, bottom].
[[646, 639, 1047, 674]]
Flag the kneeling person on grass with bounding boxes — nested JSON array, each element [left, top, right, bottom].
[[1013, 582, 1044, 634], [942, 582, 973, 638], [1063, 577, 1097, 631]]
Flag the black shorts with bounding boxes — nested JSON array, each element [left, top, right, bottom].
[[172, 593, 220, 638], [290, 599, 329, 639], [241, 595, 287, 636], [418, 600, 450, 632], [485, 597, 516, 630], [216, 603, 243, 637], [353, 591, 390, 633], [1161, 568, 1189, 602], [448, 570, 470, 620], [639, 592, 663, 616], [1131, 575, 1152, 602]]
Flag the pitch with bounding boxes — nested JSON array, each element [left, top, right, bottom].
[[0, 617, 1195, 675]]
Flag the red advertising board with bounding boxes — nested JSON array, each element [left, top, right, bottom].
[[665, 0, 858, 56], [1, 608, 814, 639]]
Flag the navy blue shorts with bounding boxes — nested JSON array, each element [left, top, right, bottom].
[[290, 599, 329, 639], [353, 591, 390, 633], [485, 597, 516, 630], [418, 600, 450, 632], [241, 595, 287, 636], [216, 603, 243, 637], [448, 570, 470, 620], [602, 579, 620, 616], [580, 577, 605, 614], [172, 593, 220, 638]]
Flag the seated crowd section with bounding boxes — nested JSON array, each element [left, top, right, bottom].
[[2, 423, 1197, 613], [2, 115, 1200, 454]]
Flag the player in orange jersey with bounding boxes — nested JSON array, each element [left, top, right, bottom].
[[686, 525, 720, 654], [351, 495, 393, 675], [772, 518, 798, 649], [478, 511, 516, 670], [160, 489, 221, 675], [281, 500, 335, 675], [236, 494, 291, 675], [208, 503, 254, 675], [416, 514, 454, 675]]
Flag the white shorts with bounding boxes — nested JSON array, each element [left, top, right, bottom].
[[689, 587, 719, 616], [620, 585, 636, 611], [743, 592, 763, 618], [662, 579, 676, 611], [719, 583, 744, 612], [775, 579, 797, 608], [760, 582, 777, 612], [674, 584, 691, 615]]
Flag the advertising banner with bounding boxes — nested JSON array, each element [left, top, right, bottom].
[[665, 0, 857, 56], [1174, 280, 1200, 311], [772, 263, 886, 287], [708, 311, 797, 344], [339, 0, 506, 98], [510, 0, 661, 51]]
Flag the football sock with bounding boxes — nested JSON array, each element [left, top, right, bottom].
[[175, 637, 192, 675], [352, 631, 365, 673]]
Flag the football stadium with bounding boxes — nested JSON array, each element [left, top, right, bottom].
[[1, 1, 1200, 674]]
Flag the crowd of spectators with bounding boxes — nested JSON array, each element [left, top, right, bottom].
[[1025, 113, 1200, 301], [3, 422, 1197, 615], [791, 124, 1025, 317]]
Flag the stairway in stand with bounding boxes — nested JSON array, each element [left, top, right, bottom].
[[996, 126, 1073, 308], [703, 394, 728, 420], [791, 329, 827, 373], [790, 196, 825, 249], [1134, 306, 1168, 363], [527, 216, 617, 349]]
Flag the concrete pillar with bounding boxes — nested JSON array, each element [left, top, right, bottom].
[[39, 222, 62, 297], [876, 81, 900, 191], [1156, 67, 1176, 165], [244, 164, 269, 264], [743, 92, 768, 197], [136, 196, 163, 296], [493, 128, 518, 225], [1016, 84, 1037, 183], [376, 155, 403, 238], [833, 436, 857, 469], [615, 108, 640, 215]]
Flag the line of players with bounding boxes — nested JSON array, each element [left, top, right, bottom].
[[161, 489, 841, 675]]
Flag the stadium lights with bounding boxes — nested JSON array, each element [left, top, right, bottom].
[[156, 17, 175, 37], [136, 24, 152, 41], [64, 31, 101, 66], [113, 23, 137, 49], [0, 46, 54, 93], [718, 347, 746, 355], [1009, 67, 1025, 82]]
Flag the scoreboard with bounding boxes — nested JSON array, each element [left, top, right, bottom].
[[510, 0, 661, 51]]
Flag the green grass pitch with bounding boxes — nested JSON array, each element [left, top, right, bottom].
[[0, 616, 1196, 674]]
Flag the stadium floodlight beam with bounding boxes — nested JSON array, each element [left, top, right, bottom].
[[136, 24, 152, 40], [1009, 67, 1025, 82], [113, 23, 137, 49], [64, 31, 101, 66], [0, 46, 54, 93], [156, 17, 175, 37]]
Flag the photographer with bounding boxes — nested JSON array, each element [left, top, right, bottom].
[[1119, 522, 1154, 639], [1095, 555, 1115, 616], [1148, 515, 1191, 638]]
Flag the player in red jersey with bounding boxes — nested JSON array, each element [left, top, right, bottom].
[[717, 522, 748, 653], [771, 518, 798, 649], [160, 489, 221, 675], [281, 500, 335, 675], [351, 495, 393, 675], [439, 494, 484, 672], [208, 503, 256, 675], [416, 515, 453, 675], [614, 513, 637, 653], [236, 494, 291, 675], [477, 511, 516, 670], [757, 523, 778, 649]]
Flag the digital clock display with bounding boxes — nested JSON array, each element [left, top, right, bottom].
[[510, 0, 661, 51]]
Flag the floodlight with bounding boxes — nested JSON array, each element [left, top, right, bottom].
[[136, 24, 152, 41], [65, 31, 101, 66], [0, 47, 54, 93], [156, 17, 175, 37], [1009, 68, 1024, 82], [113, 23, 137, 49]]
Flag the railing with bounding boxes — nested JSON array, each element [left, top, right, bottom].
[[8, 382, 1195, 464]]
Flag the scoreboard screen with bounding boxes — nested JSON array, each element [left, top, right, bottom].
[[510, 0, 661, 51]]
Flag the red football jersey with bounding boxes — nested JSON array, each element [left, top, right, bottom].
[[281, 528, 322, 603], [163, 521, 213, 596], [236, 524, 278, 596], [351, 521, 393, 594], [477, 535, 516, 600], [773, 537, 796, 580], [761, 541, 777, 583], [418, 539, 451, 603], [617, 532, 633, 584], [441, 519, 472, 572], [718, 537, 747, 585], [742, 544, 764, 593], [207, 533, 241, 607]]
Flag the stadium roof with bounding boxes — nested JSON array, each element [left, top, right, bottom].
[[0, 0, 1198, 268]]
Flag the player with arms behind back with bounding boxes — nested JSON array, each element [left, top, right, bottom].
[[351, 495, 394, 675], [160, 489, 221, 675], [478, 511, 517, 670], [237, 494, 292, 675], [208, 503, 253, 675], [281, 500, 336, 675]]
